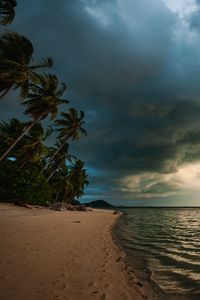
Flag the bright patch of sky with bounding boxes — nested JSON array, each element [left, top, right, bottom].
[[163, 0, 198, 17], [84, 1, 115, 26], [170, 162, 200, 190], [121, 162, 200, 199], [85, 6, 110, 26]]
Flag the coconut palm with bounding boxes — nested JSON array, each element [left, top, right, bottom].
[[46, 142, 75, 182], [16, 124, 53, 169], [0, 73, 68, 161], [0, 118, 27, 156], [56, 108, 87, 140], [0, 0, 17, 25], [50, 167, 73, 203], [0, 32, 53, 99], [54, 108, 87, 156], [67, 159, 89, 202], [40, 108, 86, 174]]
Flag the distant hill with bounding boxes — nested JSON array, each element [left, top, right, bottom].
[[85, 200, 114, 208]]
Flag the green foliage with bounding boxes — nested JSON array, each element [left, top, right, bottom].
[[0, 161, 53, 205], [0, 32, 53, 99], [0, 2, 89, 206], [0, 0, 17, 25], [55, 108, 87, 142], [22, 73, 68, 120], [66, 159, 89, 203]]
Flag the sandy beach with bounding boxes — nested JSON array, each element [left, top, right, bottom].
[[0, 203, 150, 300]]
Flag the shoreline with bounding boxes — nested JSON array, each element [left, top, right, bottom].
[[0, 203, 151, 300], [112, 212, 160, 300]]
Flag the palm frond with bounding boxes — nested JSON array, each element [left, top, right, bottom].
[[44, 126, 53, 140], [19, 79, 29, 99], [39, 57, 53, 68], [0, 0, 17, 25]]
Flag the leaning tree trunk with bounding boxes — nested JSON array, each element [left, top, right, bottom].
[[0, 114, 43, 161], [0, 85, 12, 99], [54, 183, 65, 202], [18, 159, 29, 170], [40, 136, 70, 174], [0, 79, 13, 99], [46, 160, 63, 182]]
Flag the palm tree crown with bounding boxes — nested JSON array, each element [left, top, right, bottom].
[[67, 159, 89, 202], [0, 32, 53, 98], [47, 108, 87, 163], [0, 0, 17, 25], [56, 108, 87, 141], [22, 73, 68, 120], [46, 142, 75, 182], [0, 118, 26, 155], [15, 123, 52, 167], [0, 73, 68, 161]]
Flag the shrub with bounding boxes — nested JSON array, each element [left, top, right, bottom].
[[0, 161, 53, 205]]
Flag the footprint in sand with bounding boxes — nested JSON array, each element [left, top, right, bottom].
[[116, 256, 122, 262], [88, 282, 94, 287]]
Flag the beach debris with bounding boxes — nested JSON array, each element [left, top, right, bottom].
[[116, 256, 122, 262], [13, 200, 46, 209], [113, 210, 120, 215], [49, 202, 87, 211], [137, 281, 143, 287], [23, 204, 33, 209]]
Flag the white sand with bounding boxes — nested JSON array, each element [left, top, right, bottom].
[[0, 203, 151, 300]]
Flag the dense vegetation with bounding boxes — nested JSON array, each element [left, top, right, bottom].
[[0, 1, 89, 206]]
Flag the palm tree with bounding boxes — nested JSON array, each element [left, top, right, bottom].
[[54, 108, 87, 156], [0, 73, 68, 161], [16, 124, 53, 169], [0, 118, 27, 156], [0, 0, 17, 25], [0, 32, 53, 99], [56, 108, 87, 140], [40, 108, 86, 174], [51, 168, 73, 203], [67, 159, 89, 203], [46, 142, 75, 182]]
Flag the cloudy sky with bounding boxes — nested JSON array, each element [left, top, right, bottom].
[[2, 0, 200, 206]]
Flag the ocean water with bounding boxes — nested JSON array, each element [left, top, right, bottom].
[[114, 208, 200, 300]]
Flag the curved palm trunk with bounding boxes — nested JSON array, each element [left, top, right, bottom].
[[55, 183, 65, 202], [18, 154, 33, 170], [18, 159, 28, 170], [71, 184, 82, 202], [51, 140, 67, 160], [46, 160, 62, 182], [0, 85, 12, 99], [40, 136, 70, 174], [0, 114, 43, 161]]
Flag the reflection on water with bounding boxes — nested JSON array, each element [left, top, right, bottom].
[[114, 208, 200, 300]]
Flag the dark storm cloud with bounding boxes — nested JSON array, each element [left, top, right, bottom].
[[8, 0, 176, 105], [2, 0, 200, 202]]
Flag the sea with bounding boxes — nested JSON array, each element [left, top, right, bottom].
[[113, 207, 200, 300]]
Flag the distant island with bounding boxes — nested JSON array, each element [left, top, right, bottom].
[[85, 200, 115, 208]]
